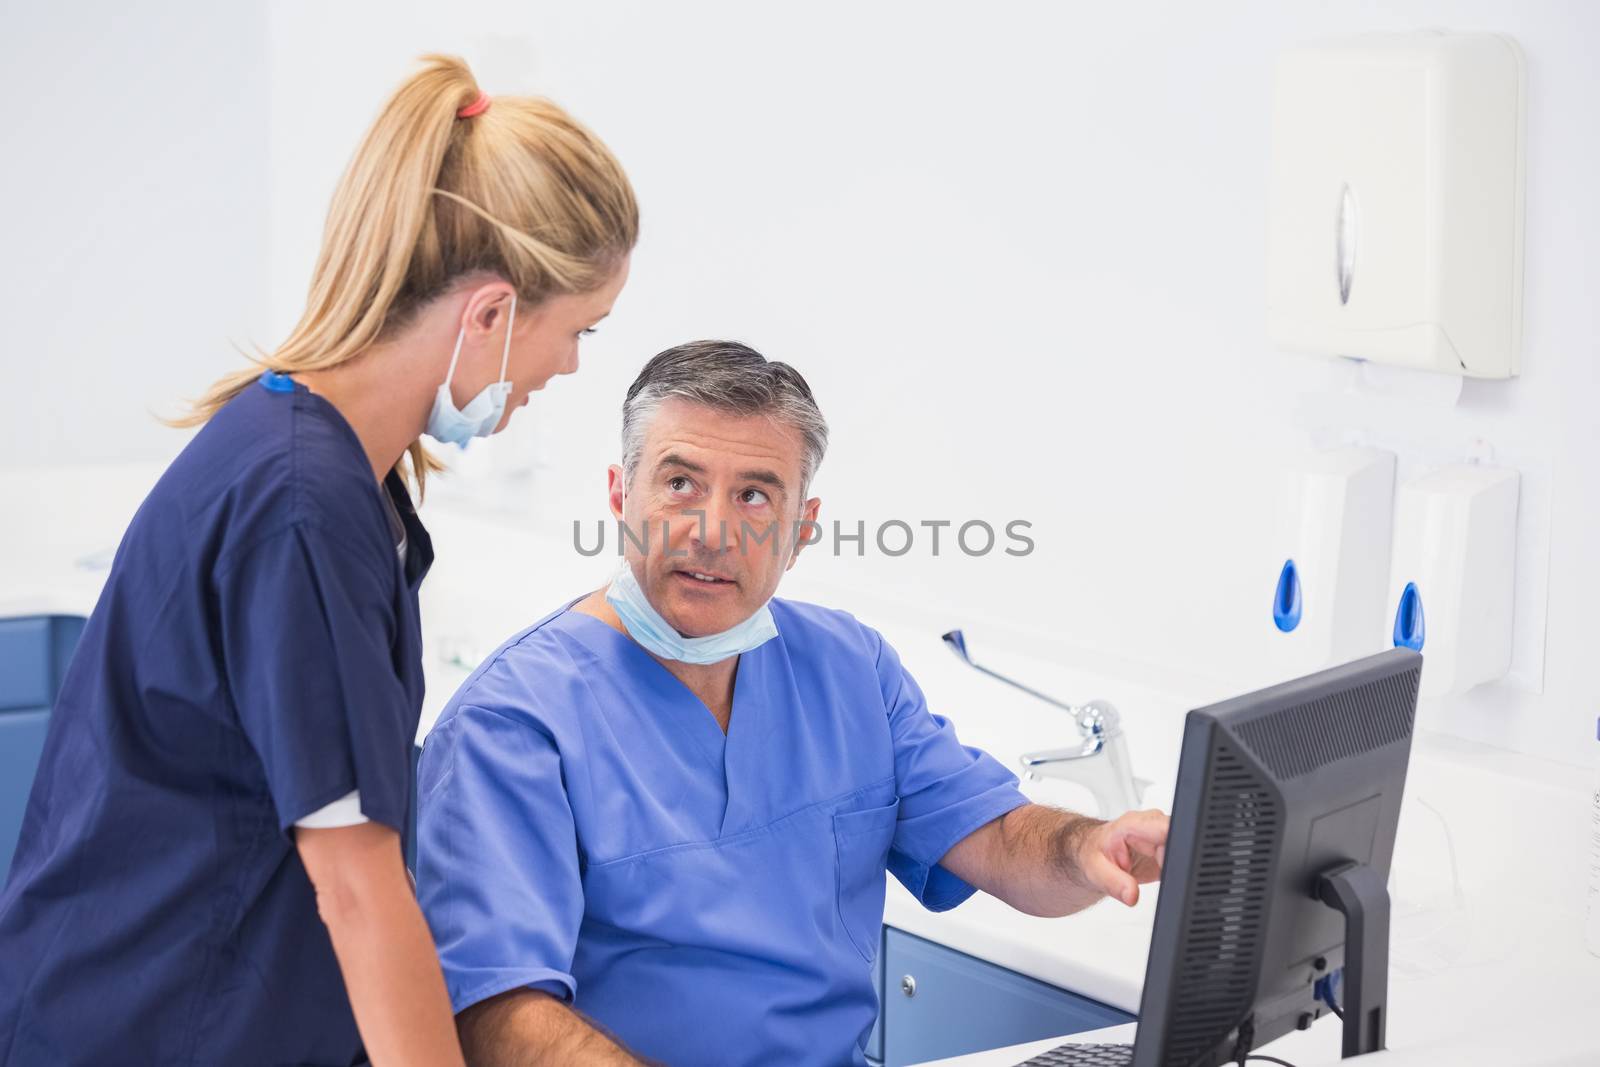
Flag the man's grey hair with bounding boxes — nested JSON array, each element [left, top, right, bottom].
[[621, 340, 829, 499]]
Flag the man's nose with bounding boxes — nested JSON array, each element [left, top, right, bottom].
[[690, 499, 739, 554]]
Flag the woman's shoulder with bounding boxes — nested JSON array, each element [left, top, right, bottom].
[[242, 379, 380, 499], [147, 380, 390, 569]]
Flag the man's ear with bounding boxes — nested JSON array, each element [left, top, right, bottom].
[[607, 465, 626, 521], [785, 497, 822, 571]]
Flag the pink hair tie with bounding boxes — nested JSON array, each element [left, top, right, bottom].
[[456, 92, 491, 119]]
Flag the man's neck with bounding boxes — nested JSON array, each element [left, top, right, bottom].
[[571, 589, 739, 733]]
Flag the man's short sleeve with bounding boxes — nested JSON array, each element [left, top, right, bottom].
[[218, 523, 412, 833], [876, 633, 1030, 911], [416, 703, 583, 1014]]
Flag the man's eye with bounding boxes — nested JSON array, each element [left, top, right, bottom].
[[580, 327, 598, 337], [668, 476, 692, 493], [741, 489, 770, 506]]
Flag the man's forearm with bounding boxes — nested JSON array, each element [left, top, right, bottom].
[[459, 989, 643, 1067], [941, 803, 1168, 917], [956, 803, 1110, 917]]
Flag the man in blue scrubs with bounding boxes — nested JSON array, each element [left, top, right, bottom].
[[417, 341, 1168, 1066]]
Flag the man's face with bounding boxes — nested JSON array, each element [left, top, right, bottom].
[[609, 398, 821, 640]]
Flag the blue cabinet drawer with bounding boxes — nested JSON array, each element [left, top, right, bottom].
[[880, 927, 1133, 1067], [0, 616, 85, 711], [0, 708, 52, 881], [868, 925, 886, 1063], [1, 615, 87, 883], [0, 618, 53, 710]]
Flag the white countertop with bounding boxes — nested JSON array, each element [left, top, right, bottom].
[[6, 467, 1598, 1067]]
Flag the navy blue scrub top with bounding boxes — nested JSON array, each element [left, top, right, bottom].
[[0, 372, 433, 1067]]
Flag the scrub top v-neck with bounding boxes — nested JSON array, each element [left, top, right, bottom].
[[417, 599, 1028, 1067], [573, 612, 768, 837], [0, 372, 434, 1066]]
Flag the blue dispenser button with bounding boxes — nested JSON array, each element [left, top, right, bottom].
[[1273, 559, 1303, 633], [1393, 582, 1425, 651]]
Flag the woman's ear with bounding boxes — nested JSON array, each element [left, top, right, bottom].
[[462, 282, 516, 339]]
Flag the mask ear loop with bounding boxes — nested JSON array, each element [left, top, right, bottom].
[[443, 323, 468, 390], [443, 290, 516, 392], [496, 293, 517, 385]]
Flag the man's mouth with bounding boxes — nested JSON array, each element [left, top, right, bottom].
[[673, 568, 736, 587]]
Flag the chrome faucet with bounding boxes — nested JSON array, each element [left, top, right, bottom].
[[941, 630, 1148, 819]]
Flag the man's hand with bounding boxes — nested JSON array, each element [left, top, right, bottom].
[[1066, 808, 1168, 908], [941, 803, 1169, 918]]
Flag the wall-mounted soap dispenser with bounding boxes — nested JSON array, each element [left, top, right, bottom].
[[1269, 446, 1396, 675], [1386, 464, 1520, 698], [1266, 31, 1526, 378]]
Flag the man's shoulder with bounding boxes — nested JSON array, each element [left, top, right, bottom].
[[769, 597, 885, 662], [431, 606, 593, 737]]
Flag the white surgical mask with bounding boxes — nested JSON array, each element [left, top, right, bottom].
[[425, 293, 517, 447], [605, 562, 778, 665]]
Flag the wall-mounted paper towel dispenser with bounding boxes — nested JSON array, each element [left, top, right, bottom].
[[1266, 31, 1526, 378]]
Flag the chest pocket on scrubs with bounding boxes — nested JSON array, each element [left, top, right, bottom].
[[833, 802, 898, 963]]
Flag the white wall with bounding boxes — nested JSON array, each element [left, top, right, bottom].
[[0, 1, 272, 468], [11, 2, 1597, 766]]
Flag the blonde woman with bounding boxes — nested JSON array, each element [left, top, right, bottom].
[[0, 56, 635, 1066]]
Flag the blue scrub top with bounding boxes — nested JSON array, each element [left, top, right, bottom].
[[0, 374, 433, 1066], [417, 599, 1028, 1067]]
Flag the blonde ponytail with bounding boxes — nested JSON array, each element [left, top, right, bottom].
[[177, 54, 639, 493]]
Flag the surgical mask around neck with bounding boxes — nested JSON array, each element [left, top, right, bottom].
[[605, 562, 778, 665], [425, 293, 517, 447]]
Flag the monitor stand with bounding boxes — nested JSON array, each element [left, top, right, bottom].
[[1315, 862, 1391, 1058]]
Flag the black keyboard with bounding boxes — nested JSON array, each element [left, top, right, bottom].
[[1016, 1041, 1134, 1066]]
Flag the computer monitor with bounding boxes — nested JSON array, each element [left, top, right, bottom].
[[1130, 647, 1422, 1067]]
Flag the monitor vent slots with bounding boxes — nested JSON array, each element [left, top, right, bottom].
[[1164, 742, 1279, 1066], [1232, 670, 1419, 780]]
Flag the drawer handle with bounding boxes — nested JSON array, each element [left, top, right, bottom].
[[900, 974, 917, 998]]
